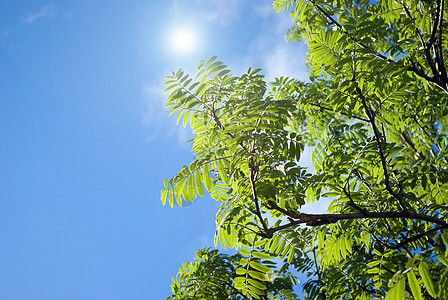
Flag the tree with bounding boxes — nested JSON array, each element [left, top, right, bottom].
[[162, 0, 448, 299]]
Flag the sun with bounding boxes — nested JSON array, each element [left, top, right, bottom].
[[169, 26, 198, 55]]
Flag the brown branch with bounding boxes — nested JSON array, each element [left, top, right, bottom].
[[267, 200, 303, 220], [399, 0, 448, 93], [407, 60, 441, 85], [389, 225, 445, 250], [343, 187, 368, 214], [436, 0, 447, 85], [428, 0, 441, 49], [399, 0, 442, 83], [264, 210, 448, 236]]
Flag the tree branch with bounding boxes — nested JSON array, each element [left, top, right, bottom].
[[389, 225, 445, 250], [428, 0, 441, 49], [343, 187, 368, 214], [436, 0, 447, 85], [264, 210, 448, 236], [407, 59, 442, 86], [399, 0, 442, 83]]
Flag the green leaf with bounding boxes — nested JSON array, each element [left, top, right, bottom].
[[248, 270, 268, 281], [418, 262, 436, 297], [161, 189, 168, 206], [176, 187, 183, 207], [240, 257, 249, 266], [386, 277, 405, 300], [219, 228, 227, 250], [202, 164, 212, 191], [438, 254, 448, 267], [234, 276, 245, 284], [252, 251, 273, 259], [223, 227, 235, 248], [287, 245, 294, 263], [249, 261, 271, 274], [240, 248, 251, 256], [194, 169, 204, 197], [187, 175, 195, 201], [247, 278, 267, 290], [407, 270, 423, 300], [164, 84, 178, 94], [236, 267, 247, 275], [182, 110, 190, 128], [247, 285, 264, 298], [442, 232, 448, 247], [269, 235, 280, 253], [206, 56, 217, 66], [168, 188, 174, 208], [216, 160, 230, 185], [274, 239, 286, 255]]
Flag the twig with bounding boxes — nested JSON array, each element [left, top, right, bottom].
[[401, 132, 427, 160], [355, 86, 407, 211], [249, 165, 271, 237]]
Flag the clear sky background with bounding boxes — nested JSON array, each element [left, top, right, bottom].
[[0, 1, 316, 299]]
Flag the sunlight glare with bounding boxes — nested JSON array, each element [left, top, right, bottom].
[[169, 27, 198, 55]]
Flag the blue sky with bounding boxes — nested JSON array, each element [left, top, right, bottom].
[[0, 1, 312, 299]]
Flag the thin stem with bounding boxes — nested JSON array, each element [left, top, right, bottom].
[[355, 86, 407, 211], [249, 165, 271, 237], [401, 132, 427, 160], [307, 102, 369, 122]]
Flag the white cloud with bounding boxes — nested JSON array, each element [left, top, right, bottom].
[[254, 2, 275, 19], [246, 9, 308, 82], [140, 80, 194, 146], [26, 5, 57, 24], [262, 43, 308, 82], [301, 197, 334, 214], [171, 0, 246, 25], [168, 0, 309, 82], [208, 3, 308, 84], [194, 0, 244, 24], [297, 146, 334, 214]]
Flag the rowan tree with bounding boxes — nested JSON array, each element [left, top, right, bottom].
[[162, 0, 448, 298]]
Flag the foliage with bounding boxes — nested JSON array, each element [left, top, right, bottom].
[[168, 247, 298, 300], [162, 0, 448, 299]]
